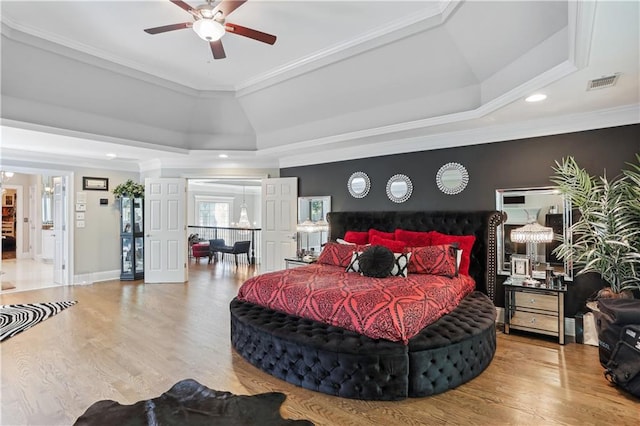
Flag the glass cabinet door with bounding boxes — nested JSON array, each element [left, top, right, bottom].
[[121, 236, 133, 275], [119, 195, 144, 280], [135, 237, 144, 273], [133, 198, 143, 234], [121, 197, 132, 233]]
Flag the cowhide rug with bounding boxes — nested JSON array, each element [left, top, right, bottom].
[[74, 379, 314, 426]]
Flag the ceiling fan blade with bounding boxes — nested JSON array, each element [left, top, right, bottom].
[[170, 0, 195, 13], [210, 40, 226, 59], [214, 0, 247, 18], [225, 23, 276, 45], [144, 22, 192, 34]]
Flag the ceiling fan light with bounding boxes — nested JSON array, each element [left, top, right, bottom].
[[193, 19, 225, 42]]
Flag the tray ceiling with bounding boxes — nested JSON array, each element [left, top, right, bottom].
[[1, 1, 638, 170]]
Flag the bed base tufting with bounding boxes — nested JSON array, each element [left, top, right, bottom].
[[230, 210, 504, 400]]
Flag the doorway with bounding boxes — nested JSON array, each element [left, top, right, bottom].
[[0, 169, 72, 293]]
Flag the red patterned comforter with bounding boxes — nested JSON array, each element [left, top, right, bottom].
[[237, 264, 475, 344]]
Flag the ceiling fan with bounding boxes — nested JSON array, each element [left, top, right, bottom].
[[144, 0, 277, 59]]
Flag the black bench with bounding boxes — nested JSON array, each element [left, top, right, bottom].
[[209, 239, 251, 265]]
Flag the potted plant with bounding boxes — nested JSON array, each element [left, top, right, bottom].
[[113, 179, 145, 198], [550, 154, 640, 298]]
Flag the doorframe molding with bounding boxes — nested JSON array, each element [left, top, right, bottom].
[[1, 167, 73, 286]]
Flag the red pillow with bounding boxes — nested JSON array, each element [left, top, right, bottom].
[[370, 235, 406, 253], [394, 229, 433, 247], [430, 232, 476, 275], [369, 228, 395, 241], [318, 242, 367, 267], [344, 231, 369, 245], [406, 244, 458, 277]]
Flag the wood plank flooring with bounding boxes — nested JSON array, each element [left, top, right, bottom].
[[1, 262, 638, 425]]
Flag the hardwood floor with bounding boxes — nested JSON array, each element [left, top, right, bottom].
[[1, 262, 638, 425]]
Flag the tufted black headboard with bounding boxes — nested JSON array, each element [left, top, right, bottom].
[[326, 210, 505, 302]]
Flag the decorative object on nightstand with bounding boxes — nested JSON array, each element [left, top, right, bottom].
[[285, 257, 316, 269], [504, 276, 567, 344], [296, 219, 329, 261], [510, 215, 554, 284]]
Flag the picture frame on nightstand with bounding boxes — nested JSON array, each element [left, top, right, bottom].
[[510, 255, 530, 278]]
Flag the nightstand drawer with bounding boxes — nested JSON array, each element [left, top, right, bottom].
[[514, 292, 558, 312], [511, 311, 559, 333]]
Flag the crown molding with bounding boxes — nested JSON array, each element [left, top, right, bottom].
[[1, 19, 234, 95], [277, 104, 640, 168], [568, 0, 597, 69], [235, 1, 462, 96], [260, 59, 578, 157], [0, 147, 140, 173]]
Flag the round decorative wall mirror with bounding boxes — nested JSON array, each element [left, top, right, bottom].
[[436, 162, 469, 195], [386, 174, 413, 203], [347, 171, 371, 198]]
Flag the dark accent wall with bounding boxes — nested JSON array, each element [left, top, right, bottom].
[[282, 124, 640, 316]]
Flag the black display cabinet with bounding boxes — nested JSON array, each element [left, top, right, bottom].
[[120, 196, 144, 280]]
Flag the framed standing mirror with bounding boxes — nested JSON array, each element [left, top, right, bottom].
[[496, 187, 572, 281], [347, 172, 370, 198], [386, 174, 413, 203], [297, 196, 331, 257]]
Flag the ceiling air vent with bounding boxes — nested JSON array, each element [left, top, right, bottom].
[[587, 74, 620, 91]]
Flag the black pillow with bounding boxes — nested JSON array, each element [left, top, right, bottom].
[[358, 245, 395, 278]]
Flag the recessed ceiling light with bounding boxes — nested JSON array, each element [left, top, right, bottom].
[[525, 93, 547, 103], [219, 154, 229, 158], [106, 153, 117, 159]]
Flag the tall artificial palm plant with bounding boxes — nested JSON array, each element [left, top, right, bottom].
[[550, 155, 640, 295]]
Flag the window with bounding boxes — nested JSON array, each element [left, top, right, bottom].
[[195, 196, 232, 227]]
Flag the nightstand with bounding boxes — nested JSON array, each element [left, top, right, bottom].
[[285, 257, 316, 269], [504, 276, 567, 344]]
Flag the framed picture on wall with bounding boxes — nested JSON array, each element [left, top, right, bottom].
[[83, 177, 109, 191], [510, 255, 530, 278], [4, 194, 13, 206]]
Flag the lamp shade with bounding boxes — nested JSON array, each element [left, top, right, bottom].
[[193, 19, 225, 41], [315, 219, 329, 232], [296, 220, 316, 233], [510, 222, 554, 243]]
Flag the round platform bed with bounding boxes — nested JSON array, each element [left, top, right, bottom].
[[230, 210, 504, 400]]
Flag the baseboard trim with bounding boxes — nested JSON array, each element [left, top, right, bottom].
[[73, 269, 120, 285]]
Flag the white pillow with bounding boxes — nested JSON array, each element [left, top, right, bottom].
[[345, 251, 411, 277], [337, 238, 356, 245], [390, 253, 411, 277]]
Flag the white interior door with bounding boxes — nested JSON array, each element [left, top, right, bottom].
[[144, 178, 187, 283], [52, 177, 65, 284], [261, 177, 298, 272], [28, 184, 36, 258]]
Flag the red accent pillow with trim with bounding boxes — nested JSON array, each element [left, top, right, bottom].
[[369, 228, 395, 241], [369, 235, 406, 253], [406, 244, 458, 277], [318, 242, 366, 267], [430, 232, 476, 275], [394, 229, 434, 247], [343, 231, 369, 245]]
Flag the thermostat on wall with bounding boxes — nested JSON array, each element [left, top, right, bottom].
[[100, 198, 108, 205]]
